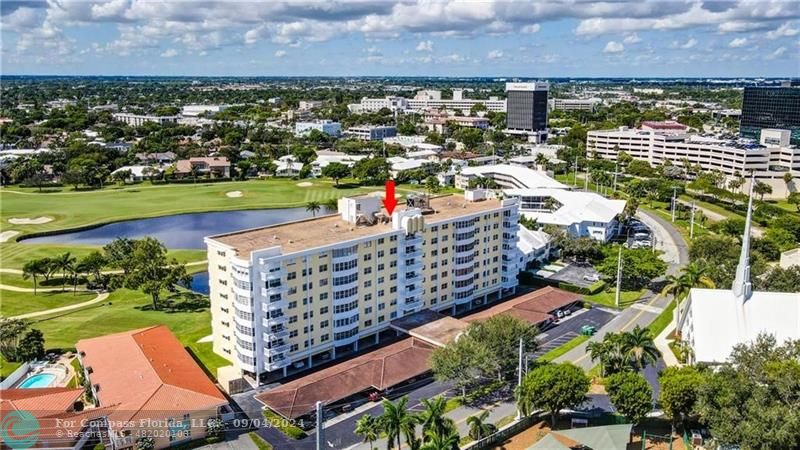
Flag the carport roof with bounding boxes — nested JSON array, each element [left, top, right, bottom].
[[465, 287, 582, 325], [256, 338, 435, 419]]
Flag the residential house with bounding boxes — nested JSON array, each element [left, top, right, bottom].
[[135, 152, 177, 165], [275, 155, 304, 177], [175, 157, 231, 178]]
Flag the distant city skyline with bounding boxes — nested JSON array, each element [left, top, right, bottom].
[[1, 0, 798, 77]]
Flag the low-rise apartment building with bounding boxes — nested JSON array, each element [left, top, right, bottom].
[[295, 120, 342, 137], [455, 164, 569, 190], [182, 104, 229, 117], [587, 125, 799, 198], [204, 192, 522, 386], [112, 113, 179, 126], [344, 125, 397, 141]]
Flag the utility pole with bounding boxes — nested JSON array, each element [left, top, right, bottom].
[[315, 401, 324, 450], [516, 338, 524, 419], [689, 201, 696, 239], [584, 167, 589, 192], [613, 161, 618, 193], [670, 186, 677, 222], [615, 246, 623, 308], [573, 156, 578, 188]]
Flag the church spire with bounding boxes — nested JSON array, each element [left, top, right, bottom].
[[732, 175, 755, 301]]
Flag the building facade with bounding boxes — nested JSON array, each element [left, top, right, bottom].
[[182, 104, 229, 117], [548, 98, 601, 111], [204, 193, 521, 384], [344, 125, 397, 141], [112, 113, 179, 126], [740, 83, 800, 145], [295, 120, 342, 137], [505, 82, 549, 142]]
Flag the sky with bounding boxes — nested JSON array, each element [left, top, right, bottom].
[[1, 0, 798, 77]]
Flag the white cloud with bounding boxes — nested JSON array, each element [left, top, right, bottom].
[[603, 41, 624, 53], [275, 50, 287, 57], [623, 33, 642, 44], [160, 48, 178, 58], [729, 37, 749, 48], [766, 22, 799, 39], [416, 40, 433, 52], [671, 37, 697, 49], [765, 46, 787, 59], [487, 49, 504, 60], [520, 24, 540, 34]]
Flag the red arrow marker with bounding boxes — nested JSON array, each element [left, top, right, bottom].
[[383, 180, 397, 215]]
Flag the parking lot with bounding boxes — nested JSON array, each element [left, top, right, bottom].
[[546, 264, 601, 289], [530, 307, 616, 359]]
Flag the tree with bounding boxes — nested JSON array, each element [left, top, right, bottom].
[[17, 328, 46, 361], [430, 335, 492, 397], [77, 251, 107, 289], [659, 366, 705, 428], [354, 414, 381, 450], [467, 410, 497, 441], [587, 333, 628, 377], [135, 437, 155, 450], [661, 262, 715, 301], [0, 318, 29, 362], [103, 237, 136, 276], [419, 427, 460, 450], [122, 237, 191, 310], [516, 363, 589, 426], [783, 172, 794, 188], [606, 371, 653, 425], [623, 326, 661, 370], [306, 201, 321, 217], [54, 252, 76, 292], [696, 334, 800, 449], [596, 246, 667, 290], [468, 315, 539, 380], [321, 162, 351, 186], [418, 397, 454, 439], [754, 265, 800, 293], [534, 153, 549, 171], [424, 176, 440, 194], [380, 396, 418, 450], [352, 158, 390, 185], [787, 192, 800, 212], [205, 417, 225, 441], [22, 259, 48, 295], [753, 180, 772, 200]]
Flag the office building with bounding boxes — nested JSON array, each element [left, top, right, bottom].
[[204, 192, 522, 385], [348, 96, 409, 113], [423, 111, 490, 134], [298, 100, 323, 110], [548, 98, 601, 111], [455, 164, 568, 190], [294, 120, 342, 137], [182, 104, 229, 117], [740, 83, 800, 145], [112, 113, 179, 126], [505, 82, 549, 143], [344, 125, 397, 141], [586, 125, 799, 198]]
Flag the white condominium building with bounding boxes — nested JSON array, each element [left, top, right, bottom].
[[455, 164, 569, 190], [348, 96, 410, 113], [204, 193, 522, 384], [112, 113, 179, 126], [182, 104, 229, 117], [587, 126, 799, 198], [295, 120, 342, 137], [504, 188, 626, 242]]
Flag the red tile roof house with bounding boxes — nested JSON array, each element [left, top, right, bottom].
[[0, 388, 114, 450], [76, 326, 230, 450], [174, 157, 231, 178]]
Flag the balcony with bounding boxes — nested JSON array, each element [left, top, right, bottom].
[[263, 299, 287, 313], [332, 252, 358, 265], [260, 271, 283, 283], [403, 284, 422, 296], [405, 234, 423, 245], [264, 343, 290, 356], [403, 259, 423, 271], [334, 331, 359, 346], [234, 313, 255, 329], [404, 297, 422, 310], [404, 273, 423, 284], [333, 320, 359, 334], [236, 330, 256, 344], [261, 285, 287, 297], [232, 269, 251, 283], [502, 278, 518, 290], [265, 356, 291, 371], [236, 353, 257, 372], [265, 326, 289, 341], [453, 282, 474, 295], [263, 314, 288, 328], [233, 284, 252, 298], [332, 278, 359, 292], [453, 271, 474, 283], [454, 257, 475, 270], [234, 299, 254, 314], [332, 291, 359, 307], [332, 264, 359, 277], [403, 248, 423, 259], [235, 343, 256, 358]]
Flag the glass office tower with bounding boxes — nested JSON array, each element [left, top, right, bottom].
[[740, 83, 800, 145]]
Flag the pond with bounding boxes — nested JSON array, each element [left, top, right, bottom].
[[23, 207, 316, 249], [189, 271, 210, 295]]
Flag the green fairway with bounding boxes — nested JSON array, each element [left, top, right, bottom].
[[0, 289, 97, 317], [0, 243, 205, 270], [26, 288, 228, 376]]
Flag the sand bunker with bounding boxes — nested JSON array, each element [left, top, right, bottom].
[[226, 191, 243, 198], [0, 231, 20, 243], [8, 216, 53, 225], [296, 182, 313, 187]]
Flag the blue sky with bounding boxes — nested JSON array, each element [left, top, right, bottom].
[[1, 1, 798, 77]]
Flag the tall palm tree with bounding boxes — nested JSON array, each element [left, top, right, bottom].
[[680, 263, 716, 290], [419, 427, 460, 450], [514, 381, 534, 417], [55, 252, 76, 292], [322, 197, 339, 211], [534, 153, 549, 171], [467, 410, 497, 441], [660, 274, 693, 302], [355, 414, 381, 450], [418, 397, 452, 438], [587, 333, 628, 377], [22, 259, 46, 295], [380, 396, 418, 450], [623, 326, 661, 370], [306, 201, 321, 217]]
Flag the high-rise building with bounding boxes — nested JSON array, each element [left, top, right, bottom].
[[505, 82, 549, 143], [204, 192, 521, 385], [740, 83, 800, 145]]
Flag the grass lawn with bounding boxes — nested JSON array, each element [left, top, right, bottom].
[[0, 289, 96, 317], [24, 288, 228, 376], [1, 356, 22, 381], [583, 289, 645, 309], [249, 433, 274, 450], [647, 298, 677, 337], [262, 408, 307, 439], [0, 242, 205, 270], [538, 334, 589, 362]]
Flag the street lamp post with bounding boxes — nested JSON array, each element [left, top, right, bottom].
[[615, 246, 623, 309], [689, 201, 696, 239], [671, 186, 677, 223]]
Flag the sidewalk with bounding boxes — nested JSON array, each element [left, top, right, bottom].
[[654, 316, 680, 367]]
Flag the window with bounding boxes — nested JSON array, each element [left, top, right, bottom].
[[364, 267, 372, 275], [377, 250, 384, 258], [302, 268, 312, 276], [364, 293, 372, 301], [289, 316, 298, 324], [377, 264, 384, 271], [378, 303, 385, 310], [290, 344, 299, 351], [390, 248, 397, 255], [365, 306, 373, 314], [321, 320, 329, 328], [288, 301, 297, 309], [319, 264, 328, 272], [363, 254, 372, 262], [321, 334, 329, 342], [364, 280, 372, 288], [287, 272, 297, 280], [290, 330, 298, 338], [320, 292, 329, 301], [365, 320, 373, 327], [378, 289, 384, 297], [378, 315, 385, 322], [320, 306, 329, 314]]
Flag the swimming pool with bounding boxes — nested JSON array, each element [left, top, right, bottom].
[[18, 373, 57, 388]]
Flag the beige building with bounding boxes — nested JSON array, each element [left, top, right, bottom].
[[204, 192, 521, 386]]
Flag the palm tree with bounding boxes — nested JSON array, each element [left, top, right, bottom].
[[680, 263, 716, 289], [587, 333, 628, 377], [419, 427, 460, 450], [660, 274, 693, 302], [55, 252, 76, 292], [418, 397, 453, 438], [22, 259, 46, 295], [623, 326, 661, 370], [306, 201, 321, 217], [355, 414, 381, 450], [535, 153, 548, 171], [322, 197, 339, 211], [467, 410, 497, 441], [380, 396, 418, 450]]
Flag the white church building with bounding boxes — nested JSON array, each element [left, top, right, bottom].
[[675, 181, 800, 365]]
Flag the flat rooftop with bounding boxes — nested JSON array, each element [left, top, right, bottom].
[[391, 309, 469, 347], [208, 194, 504, 257]]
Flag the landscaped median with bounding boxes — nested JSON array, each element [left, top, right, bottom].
[[262, 408, 307, 439]]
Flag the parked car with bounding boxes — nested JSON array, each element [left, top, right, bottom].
[[582, 274, 600, 282]]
